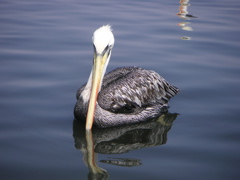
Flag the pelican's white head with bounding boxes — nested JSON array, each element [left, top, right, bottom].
[[92, 25, 115, 55]]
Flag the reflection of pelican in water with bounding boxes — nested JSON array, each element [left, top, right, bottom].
[[74, 25, 179, 129], [73, 112, 178, 179]]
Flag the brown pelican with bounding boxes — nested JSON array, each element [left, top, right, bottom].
[[74, 25, 179, 129]]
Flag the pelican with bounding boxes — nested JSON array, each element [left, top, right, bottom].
[[74, 25, 179, 129]]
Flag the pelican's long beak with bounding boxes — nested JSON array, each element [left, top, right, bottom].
[[85, 51, 109, 130]]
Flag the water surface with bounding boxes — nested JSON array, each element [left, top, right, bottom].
[[1, 0, 240, 179]]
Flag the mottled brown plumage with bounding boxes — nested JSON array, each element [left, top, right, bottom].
[[74, 67, 179, 128]]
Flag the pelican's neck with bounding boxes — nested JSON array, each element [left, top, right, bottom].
[[81, 69, 93, 105], [81, 53, 111, 104]]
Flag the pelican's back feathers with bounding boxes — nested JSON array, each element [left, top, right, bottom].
[[98, 67, 179, 114]]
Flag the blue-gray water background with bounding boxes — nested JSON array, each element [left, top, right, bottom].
[[1, 0, 240, 179]]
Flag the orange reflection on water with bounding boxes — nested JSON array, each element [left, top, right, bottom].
[[177, 0, 197, 40]]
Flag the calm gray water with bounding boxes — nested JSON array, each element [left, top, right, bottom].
[[1, 0, 240, 179]]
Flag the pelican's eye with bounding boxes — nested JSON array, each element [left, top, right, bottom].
[[102, 45, 112, 56]]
